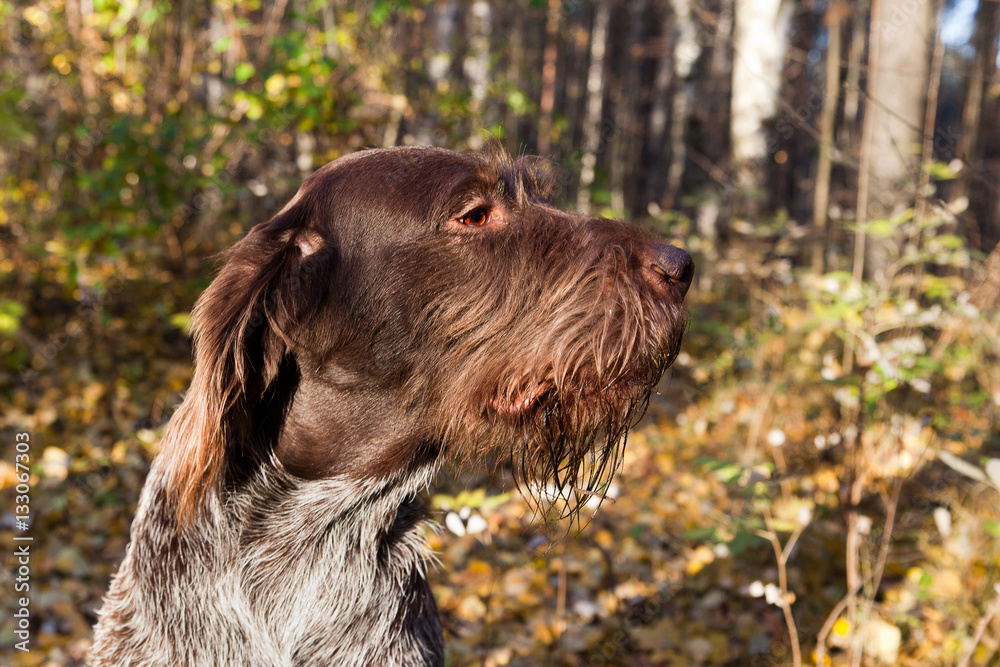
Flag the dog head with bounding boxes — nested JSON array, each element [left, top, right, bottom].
[[161, 146, 693, 523]]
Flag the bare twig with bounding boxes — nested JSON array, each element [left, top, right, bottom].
[[812, 4, 843, 272], [851, 0, 880, 289], [257, 0, 290, 65], [844, 412, 866, 665], [741, 381, 779, 468], [555, 543, 567, 639], [871, 478, 902, 593], [762, 507, 804, 667], [815, 585, 862, 666], [958, 584, 1000, 667], [854, 477, 903, 667]]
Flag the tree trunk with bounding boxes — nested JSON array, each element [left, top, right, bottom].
[[610, 0, 646, 215], [643, 5, 676, 211], [537, 0, 561, 156], [65, 0, 99, 101], [843, 0, 870, 148], [503, 1, 525, 147], [730, 0, 792, 217], [812, 4, 845, 272], [859, 0, 932, 279], [577, 0, 610, 215], [563, 4, 588, 164], [464, 0, 492, 147], [955, 0, 1000, 249], [664, 0, 702, 211]]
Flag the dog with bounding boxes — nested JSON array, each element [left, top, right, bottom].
[[91, 145, 693, 666]]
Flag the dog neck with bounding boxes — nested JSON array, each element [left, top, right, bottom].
[[275, 365, 440, 480], [94, 452, 442, 666]]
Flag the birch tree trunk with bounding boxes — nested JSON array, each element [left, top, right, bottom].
[[664, 0, 702, 211], [861, 0, 931, 279], [576, 0, 610, 215], [730, 0, 791, 215], [464, 0, 492, 148]]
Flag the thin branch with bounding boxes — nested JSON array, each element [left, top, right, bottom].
[[959, 584, 1000, 667], [871, 478, 902, 592], [812, 5, 843, 272], [908, 3, 946, 303], [853, 477, 903, 667], [257, 0, 290, 65], [815, 585, 863, 666], [763, 508, 803, 667]]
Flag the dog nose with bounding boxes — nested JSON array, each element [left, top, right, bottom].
[[646, 244, 694, 296]]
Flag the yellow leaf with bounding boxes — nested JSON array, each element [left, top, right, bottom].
[[467, 559, 491, 576], [456, 594, 486, 621], [531, 618, 555, 643], [811, 649, 832, 666], [0, 461, 16, 488], [594, 529, 614, 549], [265, 74, 286, 98], [685, 545, 715, 575]]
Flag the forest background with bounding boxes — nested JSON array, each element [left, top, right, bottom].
[[1, 0, 1000, 665]]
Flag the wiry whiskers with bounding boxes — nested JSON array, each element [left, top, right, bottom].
[[92, 145, 692, 667]]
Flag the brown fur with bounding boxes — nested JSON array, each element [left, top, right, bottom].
[[92, 146, 693, 666]]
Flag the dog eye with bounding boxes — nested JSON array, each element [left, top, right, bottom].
[[459, 207, 491, 227]]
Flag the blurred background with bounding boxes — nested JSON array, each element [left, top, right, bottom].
[[1, 0, 999, 665]]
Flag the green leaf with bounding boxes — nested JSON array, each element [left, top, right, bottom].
[[924, 161, 958, 180], [235, 62, 256, 83], [169, 312, 192, 334], [455, 488, 486, 508], [480, 492, 512, 512], [0, 300, 25, 335], [245, 97, 264, 120], [369, 0, 394, 26], [681, 526, 717, 542], [932, 234, 964, 250], [866, 219, 896, 240], [728, 529, 767, 555]]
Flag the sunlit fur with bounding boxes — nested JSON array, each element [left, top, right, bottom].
[[407, 206, 687, 516], [92, 145, 690, 666]]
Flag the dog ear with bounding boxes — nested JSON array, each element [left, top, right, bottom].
[[160, 196, 330, 526]]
